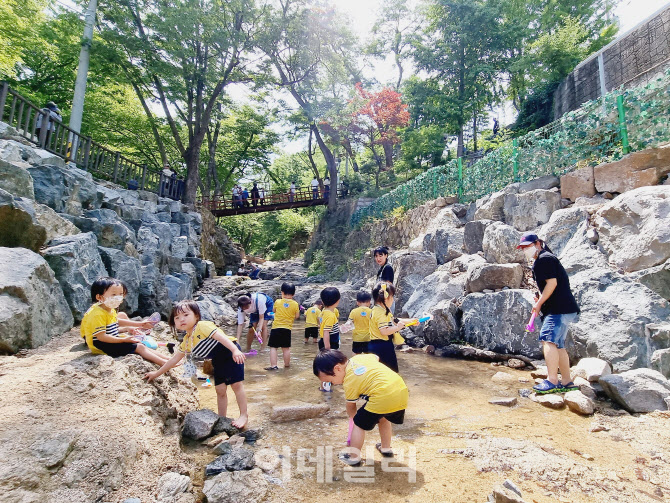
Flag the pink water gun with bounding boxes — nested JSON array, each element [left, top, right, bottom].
[[525, 312, 537, 332]]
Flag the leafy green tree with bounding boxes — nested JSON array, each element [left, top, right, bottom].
[[0, 0, 48, 78]]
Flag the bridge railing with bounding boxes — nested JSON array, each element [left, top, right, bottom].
[[200, 185, 340, 212], [0, 82, 170, 197]]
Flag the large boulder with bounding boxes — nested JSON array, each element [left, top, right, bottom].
[[137, 223, 173, 268], [13, 197, 80, 244], [0, 158, 34, 199], [538, 207, 590, 258], [593, 144, 670, 194], [474, 191, 506, 221], [0, 188, 47, 251], [402, 267, 465, 318], [64, 210, 137, 250], [422, 228, 464, 264], [98, 247, 141, 314], [182, 409, 220, 440], [460, 289, 542, 358], [629, 259, 670, 300], [463, 219, 494, 254], [599, 368, 670, 413], [202, 468, 269, 503], [0, 247, 74, 353], [413, 299, 460, 347], [482, 222, 525, 264], [465, 263, 523, 294], [196, 295, 240, 325], [651, 348, 670, 378], [27, 164, 101, 212], [138, 264, 172, 317], [165, 274, 192, 303], [42, 232, 109, 322], [503, 189, 562, 232], [390, 250, 438, 315], [561, 165, 596, 202], [594, 186, 670, 272]]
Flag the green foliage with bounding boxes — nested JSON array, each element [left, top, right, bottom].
[[0, 0, 48, 78], [307, 249, 327, 277], [352, 69, 670, 227]]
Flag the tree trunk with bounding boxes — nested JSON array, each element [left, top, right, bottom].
[[382, 141, 394, 170], [342, 137, 359, 172], [473, 115, 478, 153]]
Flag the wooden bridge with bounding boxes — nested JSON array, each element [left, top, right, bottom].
[[199, 186, 342, 217]]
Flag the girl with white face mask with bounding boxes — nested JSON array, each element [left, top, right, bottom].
[[80, 277, 170, 365], [517, 233, 580, 395]]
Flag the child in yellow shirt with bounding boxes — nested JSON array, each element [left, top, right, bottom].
[[318, 287, 340, 392], [313, 350, 408, 466], [145, 300, 248, 428], [266, 282, 300, 370], [304, 299, 323, 344], [347, 291, 372, 354]]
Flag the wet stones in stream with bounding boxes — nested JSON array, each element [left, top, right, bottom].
[[205, 447, 255, 476]]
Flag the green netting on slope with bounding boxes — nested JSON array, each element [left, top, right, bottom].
[[351, 68, 670, 228]]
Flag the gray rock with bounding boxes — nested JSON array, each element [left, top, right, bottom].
[[572, 358, 612, 382], [474, 191, 506, 222], [0, 157, 35, 198], [270, 403, 330, 422], [172, 236, 189, 259], [629, 259, 670, 300], [594, 186, 670, 273], [203, 468, 269, 503], [461, 290, 542, 359], [138, 264, 172, 318], [535, 394, 565, 409], [0, 188, 47, 251], [402, 267, 465, 318], [122, 499, 141, 503], [196, 294, 237, 324], [84, 209, 137, 249], [413, 299, 460, 347], [651, 348, 670, 378], [27, 164, 101, 211], [165, 274, 191, 303], [538, 207, 590, 257], [0, 247, 74, 353], [489, 397, 518, 407], [482, 222, 525, 264], [157, 472, 191, 502], [452, 203, 469, 218], [492, 483, 527, 503], [599, 368, 670, 413], [43, 232, 109, 321], [564, 390, 595, 415], [391, 250, 438, 314], [12, 196, 79, 244], [172, 211, 202, 234], [463, 219, 494, 254], [98, 247, 141, 314], [423, 228, 463, 264], [465, 263, 523, 294], [205, 447, 255, 476], [182, 409, 220, 441], [136, 223, 172, 268], [503, 189, 562, 232], [518, 175, 560, 193]]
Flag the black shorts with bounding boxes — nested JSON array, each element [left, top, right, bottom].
[[304, 326, 318, 339], [368, 339, 399, 373], [353, 406, 405, 431], [92, 340, 137, 357], [211, 342, 244, 386], [351, 341, 369, 354], [318, 333, 340, 351], [268, 328, 292, 348]]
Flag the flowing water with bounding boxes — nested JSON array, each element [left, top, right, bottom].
[[192, 321, 670, 503]]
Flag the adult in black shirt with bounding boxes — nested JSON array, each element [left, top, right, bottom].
[[374, 246, 394, 284], [517, 233, 579, 395]]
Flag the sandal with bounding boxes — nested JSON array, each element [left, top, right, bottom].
[[264, 366, 279, 371], [533, 379, 562, 394], [338, 452, 362, 467], [375, 443, 393, 458], [560, 381, 579, 392]]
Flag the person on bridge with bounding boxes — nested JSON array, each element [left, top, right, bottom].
[[311, 177, 319, 199], [232, 185, 240, 208], [259, 186, 266, 206], [289, 182, 296, 203], [35, 101, 62, 148], [323, 176, 330, 199], [242, 187, 250, 207], [251, 182, 260, 207]]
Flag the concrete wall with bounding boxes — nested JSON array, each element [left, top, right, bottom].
[[554, 5, 670, 118]]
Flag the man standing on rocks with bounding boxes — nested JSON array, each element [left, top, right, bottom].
[[517, 233, 580, 394]]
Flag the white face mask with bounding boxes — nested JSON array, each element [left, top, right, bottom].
[[523, 246, 537, 262], [102, 295, 124, 309]]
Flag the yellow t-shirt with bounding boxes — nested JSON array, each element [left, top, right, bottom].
[[273, 298, 299, 330], [319, 309, 339, 339], [344, 354, 408, 414], [348, 306, 371, 342], [179, 320, 237, 357], [305, 306, 322, 328], [80, 304, 119, 355], [369, 305, 394, 341]]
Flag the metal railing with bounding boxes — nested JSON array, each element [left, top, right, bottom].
[[200, 185, 341, 212], [0, 82, 172, 198]]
